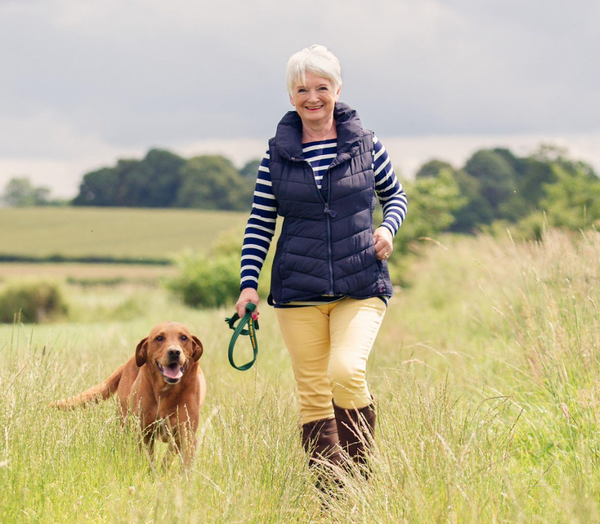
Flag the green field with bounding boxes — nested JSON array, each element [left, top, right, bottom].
[[1, 211, 599, 522], [0, 207, 247, 260]]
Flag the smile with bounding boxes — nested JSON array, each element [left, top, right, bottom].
[[156, 361, 185, 384]]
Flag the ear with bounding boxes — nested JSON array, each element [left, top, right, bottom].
[[289, 93, 295, 107], [135, 337, 148, 367], [191, 335, 204, 362], [335, 85, 342, 101]]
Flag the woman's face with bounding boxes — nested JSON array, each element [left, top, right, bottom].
[[289, 71, 341, 127]]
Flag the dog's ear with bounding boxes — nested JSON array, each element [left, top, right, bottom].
[[135, 337, 149, 367], [191, 335, 203, 362]]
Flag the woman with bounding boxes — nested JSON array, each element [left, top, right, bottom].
[[235, 45, 408, 478]]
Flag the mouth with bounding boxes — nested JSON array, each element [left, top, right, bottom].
[[305, 105, 324, 111], [156, 361, 185, 384]]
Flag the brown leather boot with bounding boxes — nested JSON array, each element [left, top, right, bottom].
[[301, 417, 344, 467], [333, 402, 376, 476], [301, 417, 345, 490]]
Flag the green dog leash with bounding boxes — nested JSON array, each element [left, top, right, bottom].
[[225, 303, 259, 371]]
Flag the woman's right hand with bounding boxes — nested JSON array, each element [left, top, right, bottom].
[[235, 288, 260, 319]]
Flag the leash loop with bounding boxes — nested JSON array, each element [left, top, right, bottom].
[[225, 303, 259, 371]]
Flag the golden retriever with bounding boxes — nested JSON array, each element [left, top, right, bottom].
[[51, 322, 206, 466]]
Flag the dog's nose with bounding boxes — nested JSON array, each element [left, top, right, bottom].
[[168, 348, 181, 360]]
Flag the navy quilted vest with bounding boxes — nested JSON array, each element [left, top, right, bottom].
[[268, 102, 393, 304]]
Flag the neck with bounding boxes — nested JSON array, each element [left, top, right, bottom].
[[302, 117, 337, 143]]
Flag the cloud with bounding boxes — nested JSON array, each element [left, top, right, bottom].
[[0, 0, 598, 198], [2, 0, 598, 140]]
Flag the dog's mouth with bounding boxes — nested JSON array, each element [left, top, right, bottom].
[[156, 362, 185, 384]]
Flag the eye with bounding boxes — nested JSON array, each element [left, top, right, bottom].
[[318, 86, 329, 91], [155, 335, 165, 342], [180, 335, 188, 341], [297, 88, 307, 93]]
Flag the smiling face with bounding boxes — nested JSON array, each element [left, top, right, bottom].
[[289, 71, 341, 128], [135, 322, 203, 385]]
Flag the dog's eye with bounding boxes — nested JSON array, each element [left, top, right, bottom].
[[155, 335, 165, 341], [180, 335, 188, 341]]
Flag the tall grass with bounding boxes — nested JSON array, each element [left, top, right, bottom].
[[1, 229, 599, 522]]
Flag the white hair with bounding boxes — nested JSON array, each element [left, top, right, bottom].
[[286, 44, 342, 95]]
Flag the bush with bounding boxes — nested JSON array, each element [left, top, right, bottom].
[[398, 170, 466, 255], [167, 253, 241, 309], [167, 225, 275, 309], [0, 280, 69, 323]]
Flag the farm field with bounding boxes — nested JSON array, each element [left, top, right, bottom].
[[0, 262, 178, 281], [1, 220, 599, 522], [0, 207, 247, 260]]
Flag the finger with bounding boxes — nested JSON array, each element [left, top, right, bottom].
[[376, 247, 392, 260], [236, 302, 248, 317], [376, 242, 390, 254], [239, 302, 260, 318]]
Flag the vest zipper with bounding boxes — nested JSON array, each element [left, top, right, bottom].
[[323, 166, 335, 295], [301, 157, 336, 295]]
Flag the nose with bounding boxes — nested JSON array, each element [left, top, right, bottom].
[[307, 89, 319, 102], [168, 348, 181, 360]]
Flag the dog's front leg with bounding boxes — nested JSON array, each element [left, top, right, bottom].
[[142, 430, 156, 466], [172, 405, 198, 469], [162, 422, 196, 470], [176, 423, 197, 470], [161, 439, 178, 471]]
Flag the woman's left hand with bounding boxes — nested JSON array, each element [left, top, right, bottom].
[[374, 226, 394, 260]]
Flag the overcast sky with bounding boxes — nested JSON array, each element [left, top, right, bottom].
[[1, 0, 598, 197]]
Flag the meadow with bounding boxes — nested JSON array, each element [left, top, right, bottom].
[[0, 208, 599, 523], [0, 207, 247, 260]]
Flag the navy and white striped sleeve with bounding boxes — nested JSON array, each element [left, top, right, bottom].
[[240, 150, 278, 290], [373, 135, 408, 236]]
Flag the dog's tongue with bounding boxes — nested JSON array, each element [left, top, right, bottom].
[[163, 365, 183, 380]]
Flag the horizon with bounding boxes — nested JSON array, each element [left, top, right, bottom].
[[1, 131, 599, 199]]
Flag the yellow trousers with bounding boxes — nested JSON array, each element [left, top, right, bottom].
[[275, 297, 386, 424]]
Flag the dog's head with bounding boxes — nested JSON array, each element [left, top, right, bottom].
[[135, 322, 203, 385]]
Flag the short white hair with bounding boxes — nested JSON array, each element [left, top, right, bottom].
[[286, 44, 342, 95]]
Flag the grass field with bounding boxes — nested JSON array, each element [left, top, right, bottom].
[[0, 207, 247, 260], [0, 262, 178, 281], [1, 224, 599, 522]]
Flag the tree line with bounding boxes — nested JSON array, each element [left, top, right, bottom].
[[401, 144, 600, 243], [72, 149, 259, 210], [2, 144, 599, 238], [1, 150, 260, 211]]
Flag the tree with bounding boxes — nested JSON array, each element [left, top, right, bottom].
[[240, 158, 262, 179], [412, 159, 492, 232], [521, 158, 555, 204], [73, 150, 185, 208], [397, 169, 466, 251], [449, 169, 494, 232], [464, 149, 517, 219], [415, 159, 454, 179], [118, 149, 185, 207], [540, 165, 600, 230], [508, 145, 598, 222], [72, 165, 125, 206], [176, 155, 253, 211], [1, 177, 51, 207]]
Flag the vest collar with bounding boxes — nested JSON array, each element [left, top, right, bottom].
[[272, 102, 365, 162]]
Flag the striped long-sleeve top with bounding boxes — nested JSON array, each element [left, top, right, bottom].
[[240, 135, 407, 292]]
